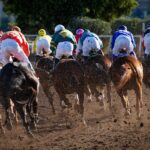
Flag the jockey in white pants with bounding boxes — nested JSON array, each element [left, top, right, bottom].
[[33, 29, 52, 58], [50, 24, 77, 68], [143, 23, 150, 57], [143, 33, 150, 55], [55, 41, 74, 59], [76, 29, 103, 62], [111, 25, 136, 60], [0, 27, 34, 71]]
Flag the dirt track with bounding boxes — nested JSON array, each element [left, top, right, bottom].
[[0, 81, 150, 150]]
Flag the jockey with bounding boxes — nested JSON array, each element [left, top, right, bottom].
[[33, 29, 52, 60], [50, 24, 77, 68], [0, 26, 34, 71], [111, 25, 136, 60], [76, 29, 104, 62], [75, 28, 84, 43], [143, 23, 150, 58]]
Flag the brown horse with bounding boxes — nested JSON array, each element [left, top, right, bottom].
[[77, 54, 112, 108], [110, 56, 143, 119], [35, 56, 55, 114], [142, 56, 150, 88], [0, 62, 39, 136], [35, 57, 86, 125]]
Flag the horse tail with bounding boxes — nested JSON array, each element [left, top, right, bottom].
[[127, 56, 143, 84], [115, 64, 131, 91], [126, 56, 143, 106]]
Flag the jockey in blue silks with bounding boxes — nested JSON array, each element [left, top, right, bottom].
[[143, 23, 150, 58], [111, 25, 137, 61]]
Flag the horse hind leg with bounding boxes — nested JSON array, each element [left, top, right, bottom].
[[106, 83, 112, 108], [10, 99, 18, 125], [0, 114, 5, 134], [76, 90, 87, 126], [15, 103, 34, 137], [84, 85, 92, 102], [43, 88, 55, 114], [3, 98, 13, 130], [118, 90, 130, 116]]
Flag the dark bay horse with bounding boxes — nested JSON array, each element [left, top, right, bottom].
[[77, 54, 112, 108], [35, 57, 86, 125], [0, 62, 39, 136], [110, 56, 143, 119], [142, 56, 150, 88], [35, 56, 55, 114]]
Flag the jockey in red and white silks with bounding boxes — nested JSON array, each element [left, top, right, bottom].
[[0, 30, 34, 70]]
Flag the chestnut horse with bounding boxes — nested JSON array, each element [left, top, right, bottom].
[[110, 56, 143, 118]]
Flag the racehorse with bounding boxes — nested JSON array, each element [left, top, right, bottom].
[[77, 53, 112, 108], [35, 56, 55, 114], [142, 56, 150, 88], [0, 62, 39, 136], [35, 57, 86, 125], [110, 55, 143, 119]]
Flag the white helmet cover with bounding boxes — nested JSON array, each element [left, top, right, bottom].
[[54, 24, 65, 32]]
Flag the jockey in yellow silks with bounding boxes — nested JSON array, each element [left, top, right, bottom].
[[33, 29, 52, 57]]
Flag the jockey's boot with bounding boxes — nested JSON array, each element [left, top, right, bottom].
[[53, 58, 59, 70]]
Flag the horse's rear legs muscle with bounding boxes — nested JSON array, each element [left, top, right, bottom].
[[117, 90, 130, 116], [43, 88, 55, 114], [15, 103, 33, 136]]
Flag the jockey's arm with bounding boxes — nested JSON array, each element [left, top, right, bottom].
[[111, 33, 117, 49], [130, 33, 136, 48]]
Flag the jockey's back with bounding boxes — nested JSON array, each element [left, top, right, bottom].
[[0, 31, 30, 57], [50, 29, 76, 53], [111, 30, 136, 50]]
